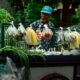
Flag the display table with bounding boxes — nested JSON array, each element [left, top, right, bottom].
[[0, 50, 80, 80], [29, 55, 80, 67], [28, 54, 80, 80]]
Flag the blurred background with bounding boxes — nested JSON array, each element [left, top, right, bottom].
[[0, 0, 80, 27]]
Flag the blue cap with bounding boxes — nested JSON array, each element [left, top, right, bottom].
[[41, 6, 53, 14]]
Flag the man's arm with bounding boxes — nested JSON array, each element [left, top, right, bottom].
[[30, 21, 39, 31]]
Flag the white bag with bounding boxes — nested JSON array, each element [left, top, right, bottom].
[[6, 25, 13, 36], [6, 21, 18, 37], [0, 57, 25, 80], [18, 23, 25, 35]]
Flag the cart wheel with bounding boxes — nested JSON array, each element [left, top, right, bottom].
[[40, 73, 69, 80]]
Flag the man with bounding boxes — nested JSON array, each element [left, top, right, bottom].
[[30, 6, 56, 51]]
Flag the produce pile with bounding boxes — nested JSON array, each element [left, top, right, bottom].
[[0, 46, 30, 80], [0, 46, 44, 80], [56, 27, 80, 50], [5, 21, 53, 47], [3, 21, 80, 55]]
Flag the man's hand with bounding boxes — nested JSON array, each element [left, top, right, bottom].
[[43, 28, 53, 40], [36, 29, 53, 40], [43, 31, 53, 40], [36, 30, 45, 39]]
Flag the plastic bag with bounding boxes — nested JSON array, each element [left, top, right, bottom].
[[24, 27, 39, 45], [43, 24, 53, 34], [6, 25, 14, 37], [63, 31, 71, 42], [0, 57, 25, 80], [57, 27, 64, 43], [18, 23, 26, 35], [70, 31, 80, 49], [42, 24, 53, 40], [6, 21, 18, 37]]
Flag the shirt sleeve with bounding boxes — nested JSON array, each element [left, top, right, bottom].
[[30, 21, 38, 31]]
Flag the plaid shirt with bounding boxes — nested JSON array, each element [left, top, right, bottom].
[[30, 20, 56, 51]]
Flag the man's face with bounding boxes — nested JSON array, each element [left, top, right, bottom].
[[41, 13, 51, 23]]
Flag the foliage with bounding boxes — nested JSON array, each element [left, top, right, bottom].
[[24, 0, 61, 25], [52, 0, 61, 8], [70, 8, 80, 25], [14, 10, 24, 22], [6, 0, 12, 3], [49, 17, 57, 25], [6, 0, 24, 23], [24, 1, 43, 24], [5, 0, 61, 25], [0, 46, 30, 80], [0, 8, 13, 23]]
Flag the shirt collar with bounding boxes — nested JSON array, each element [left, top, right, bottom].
[[39, 19, 53, 29]]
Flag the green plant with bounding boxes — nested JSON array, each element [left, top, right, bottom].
[[0, 8, 13, 23], [71, 8, 80, 25], [14, 10, 24, 22], [52, 0, 61, 8], [24, 1, 43, 24], [0, 46, 45, 79], [0, 46, 30, 80]]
